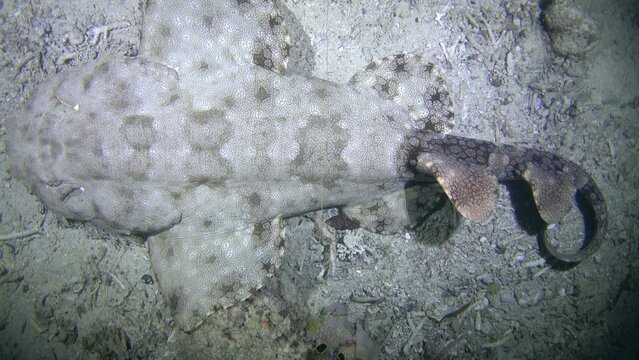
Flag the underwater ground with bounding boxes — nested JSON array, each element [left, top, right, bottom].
[[0, 0, 637, 358]]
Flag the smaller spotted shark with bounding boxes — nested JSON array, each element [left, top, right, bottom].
[[6, 0, 606, 331]]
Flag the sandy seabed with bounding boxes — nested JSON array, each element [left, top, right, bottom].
[[0, 0, 638, 359]]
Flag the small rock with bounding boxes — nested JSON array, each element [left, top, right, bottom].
[[513, 281, 543, 306], [141, 274, 154, 284], [394, 2, 411, 18], [543, 0, 599, 57], [65, 28, 85, 46]]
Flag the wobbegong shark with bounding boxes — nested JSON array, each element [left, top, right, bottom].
[[6, 0, 606, 331]]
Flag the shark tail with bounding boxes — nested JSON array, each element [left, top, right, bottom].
[[411, 133, 607, 263]]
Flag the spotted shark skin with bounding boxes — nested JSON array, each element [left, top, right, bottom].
[[6, 0, 606, 331]]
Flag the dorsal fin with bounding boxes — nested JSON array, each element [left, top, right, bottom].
[[522, 162, 574, 224], [416, 152, 497, 223]]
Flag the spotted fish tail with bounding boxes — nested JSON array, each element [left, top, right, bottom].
[[409, 133, 607, 263]]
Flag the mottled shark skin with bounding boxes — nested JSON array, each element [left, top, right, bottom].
[[6, 0, 606, 331]]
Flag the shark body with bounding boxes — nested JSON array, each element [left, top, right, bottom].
[[7, 0, 606, 331]]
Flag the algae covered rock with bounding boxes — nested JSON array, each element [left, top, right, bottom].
[[543, 0, 600, 57]]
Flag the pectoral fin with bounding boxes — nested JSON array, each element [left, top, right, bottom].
[[147, 216, 284, 332]]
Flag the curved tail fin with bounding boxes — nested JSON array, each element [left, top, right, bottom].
[[411, 134, 607, 263]]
